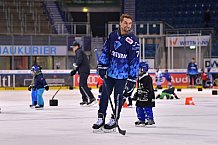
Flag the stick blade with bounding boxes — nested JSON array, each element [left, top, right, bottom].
[[118, 126, 126, 135]]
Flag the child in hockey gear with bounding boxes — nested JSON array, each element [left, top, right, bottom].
[[133, 62, 155, 127], [70, 42, 96, 106], [28, 65, 38, 107], [201, 69, 208, 88], [163, 69, 172, 88], [92, 14, 139, 132], [156, 86, 179, 99], [206, 68, 213, 88], [122, 78, 136, 107], [31, 65, 49, 109], [155, 68, 163, 89]]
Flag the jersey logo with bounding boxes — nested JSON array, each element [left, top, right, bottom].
[[114, 41, 122, 50], [125, 37, 133, 44]]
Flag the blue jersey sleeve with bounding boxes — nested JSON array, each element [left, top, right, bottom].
[[98, 34, 111, 66], [128, 36, 140, 79]]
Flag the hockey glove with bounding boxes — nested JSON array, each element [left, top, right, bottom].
[[98, 65, 108, 79], [132, 92, 138, 101], [28, 85, 32, 91], [126, 78, 136, 89], [44, 85, 49, 91], [70, 70, 77, 76]]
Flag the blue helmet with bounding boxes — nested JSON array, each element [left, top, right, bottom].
[[139, 62, 148, 72], [31, 65, 41, 72]]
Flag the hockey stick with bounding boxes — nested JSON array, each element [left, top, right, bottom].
[[51, 86, 62, 100], [103, 80, 126, 135], [52, 76, 71, 100], [94, 49, 126, 135]]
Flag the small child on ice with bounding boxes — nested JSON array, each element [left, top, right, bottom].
[[28, 65, 39, 107], [156, 86, 179, 99], [163, 69, 172, 88], [29, 65, 49, 109], [132, 62, 155, 127]]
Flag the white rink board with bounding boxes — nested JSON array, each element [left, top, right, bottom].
[[0, 88, 218, 145]]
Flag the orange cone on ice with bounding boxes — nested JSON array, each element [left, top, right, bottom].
[[185, 97, 195, 105], [123, 101, 128, 108]]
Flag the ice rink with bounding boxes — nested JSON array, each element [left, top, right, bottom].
[[0, 88, 218, 145]]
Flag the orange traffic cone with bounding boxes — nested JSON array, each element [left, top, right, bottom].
[[123, 101, 128, 108], [185, 97, 195, 105]]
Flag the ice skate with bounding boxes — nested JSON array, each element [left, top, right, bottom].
[[135, 120, 146, 127], [92, 113, 105, 133], [87, 98, 97, 106], [80, 101, 88, 106], [35, 105, 44, 110], [29, 104, 36, 108], [103, 117, 117, 133], [145, 119, 156, 128]]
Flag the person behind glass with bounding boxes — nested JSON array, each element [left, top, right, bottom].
[[163, 69, 172, 88], [70, 42, 96, 106], [92, 14, 140, 130], [187, 58, 198, 88], [203, 8, 211, 28]]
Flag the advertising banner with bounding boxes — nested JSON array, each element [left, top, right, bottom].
[[166, 36, 210, 47]]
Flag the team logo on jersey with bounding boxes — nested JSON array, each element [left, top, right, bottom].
[[132, 42, 140, 50], [125, 37, 133, 44], [114, 41, 122, 50]]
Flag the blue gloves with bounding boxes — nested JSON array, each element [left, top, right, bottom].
[[98, 65, 108, 79]]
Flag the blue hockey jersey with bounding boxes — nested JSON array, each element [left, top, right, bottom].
[[187, 62, 198, 75], [98, 30, 140, 79], [34, 72, 48, 89]]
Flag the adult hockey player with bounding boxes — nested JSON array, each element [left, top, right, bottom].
[[70, 42, 96, 106], [30, 65, 49, 109], [132, 62, 155, 127], [187, 57, 198, 88], [92, 14, 140, 131]]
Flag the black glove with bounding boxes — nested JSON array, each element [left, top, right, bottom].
[[28, 85, 32, 91], [132, 92, 138, 101], [44, 85, 49, 91], [126, 78, 136, 89], [70, 70, 77, 76], [98, 65, 108, 79]]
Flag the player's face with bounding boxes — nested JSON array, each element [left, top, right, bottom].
[[120, 18, 132, 35]]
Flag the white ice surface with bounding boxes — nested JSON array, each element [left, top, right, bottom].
[[0, 88, 218, 145]]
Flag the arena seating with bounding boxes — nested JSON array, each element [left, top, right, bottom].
[[0, 0, 52, 34]]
